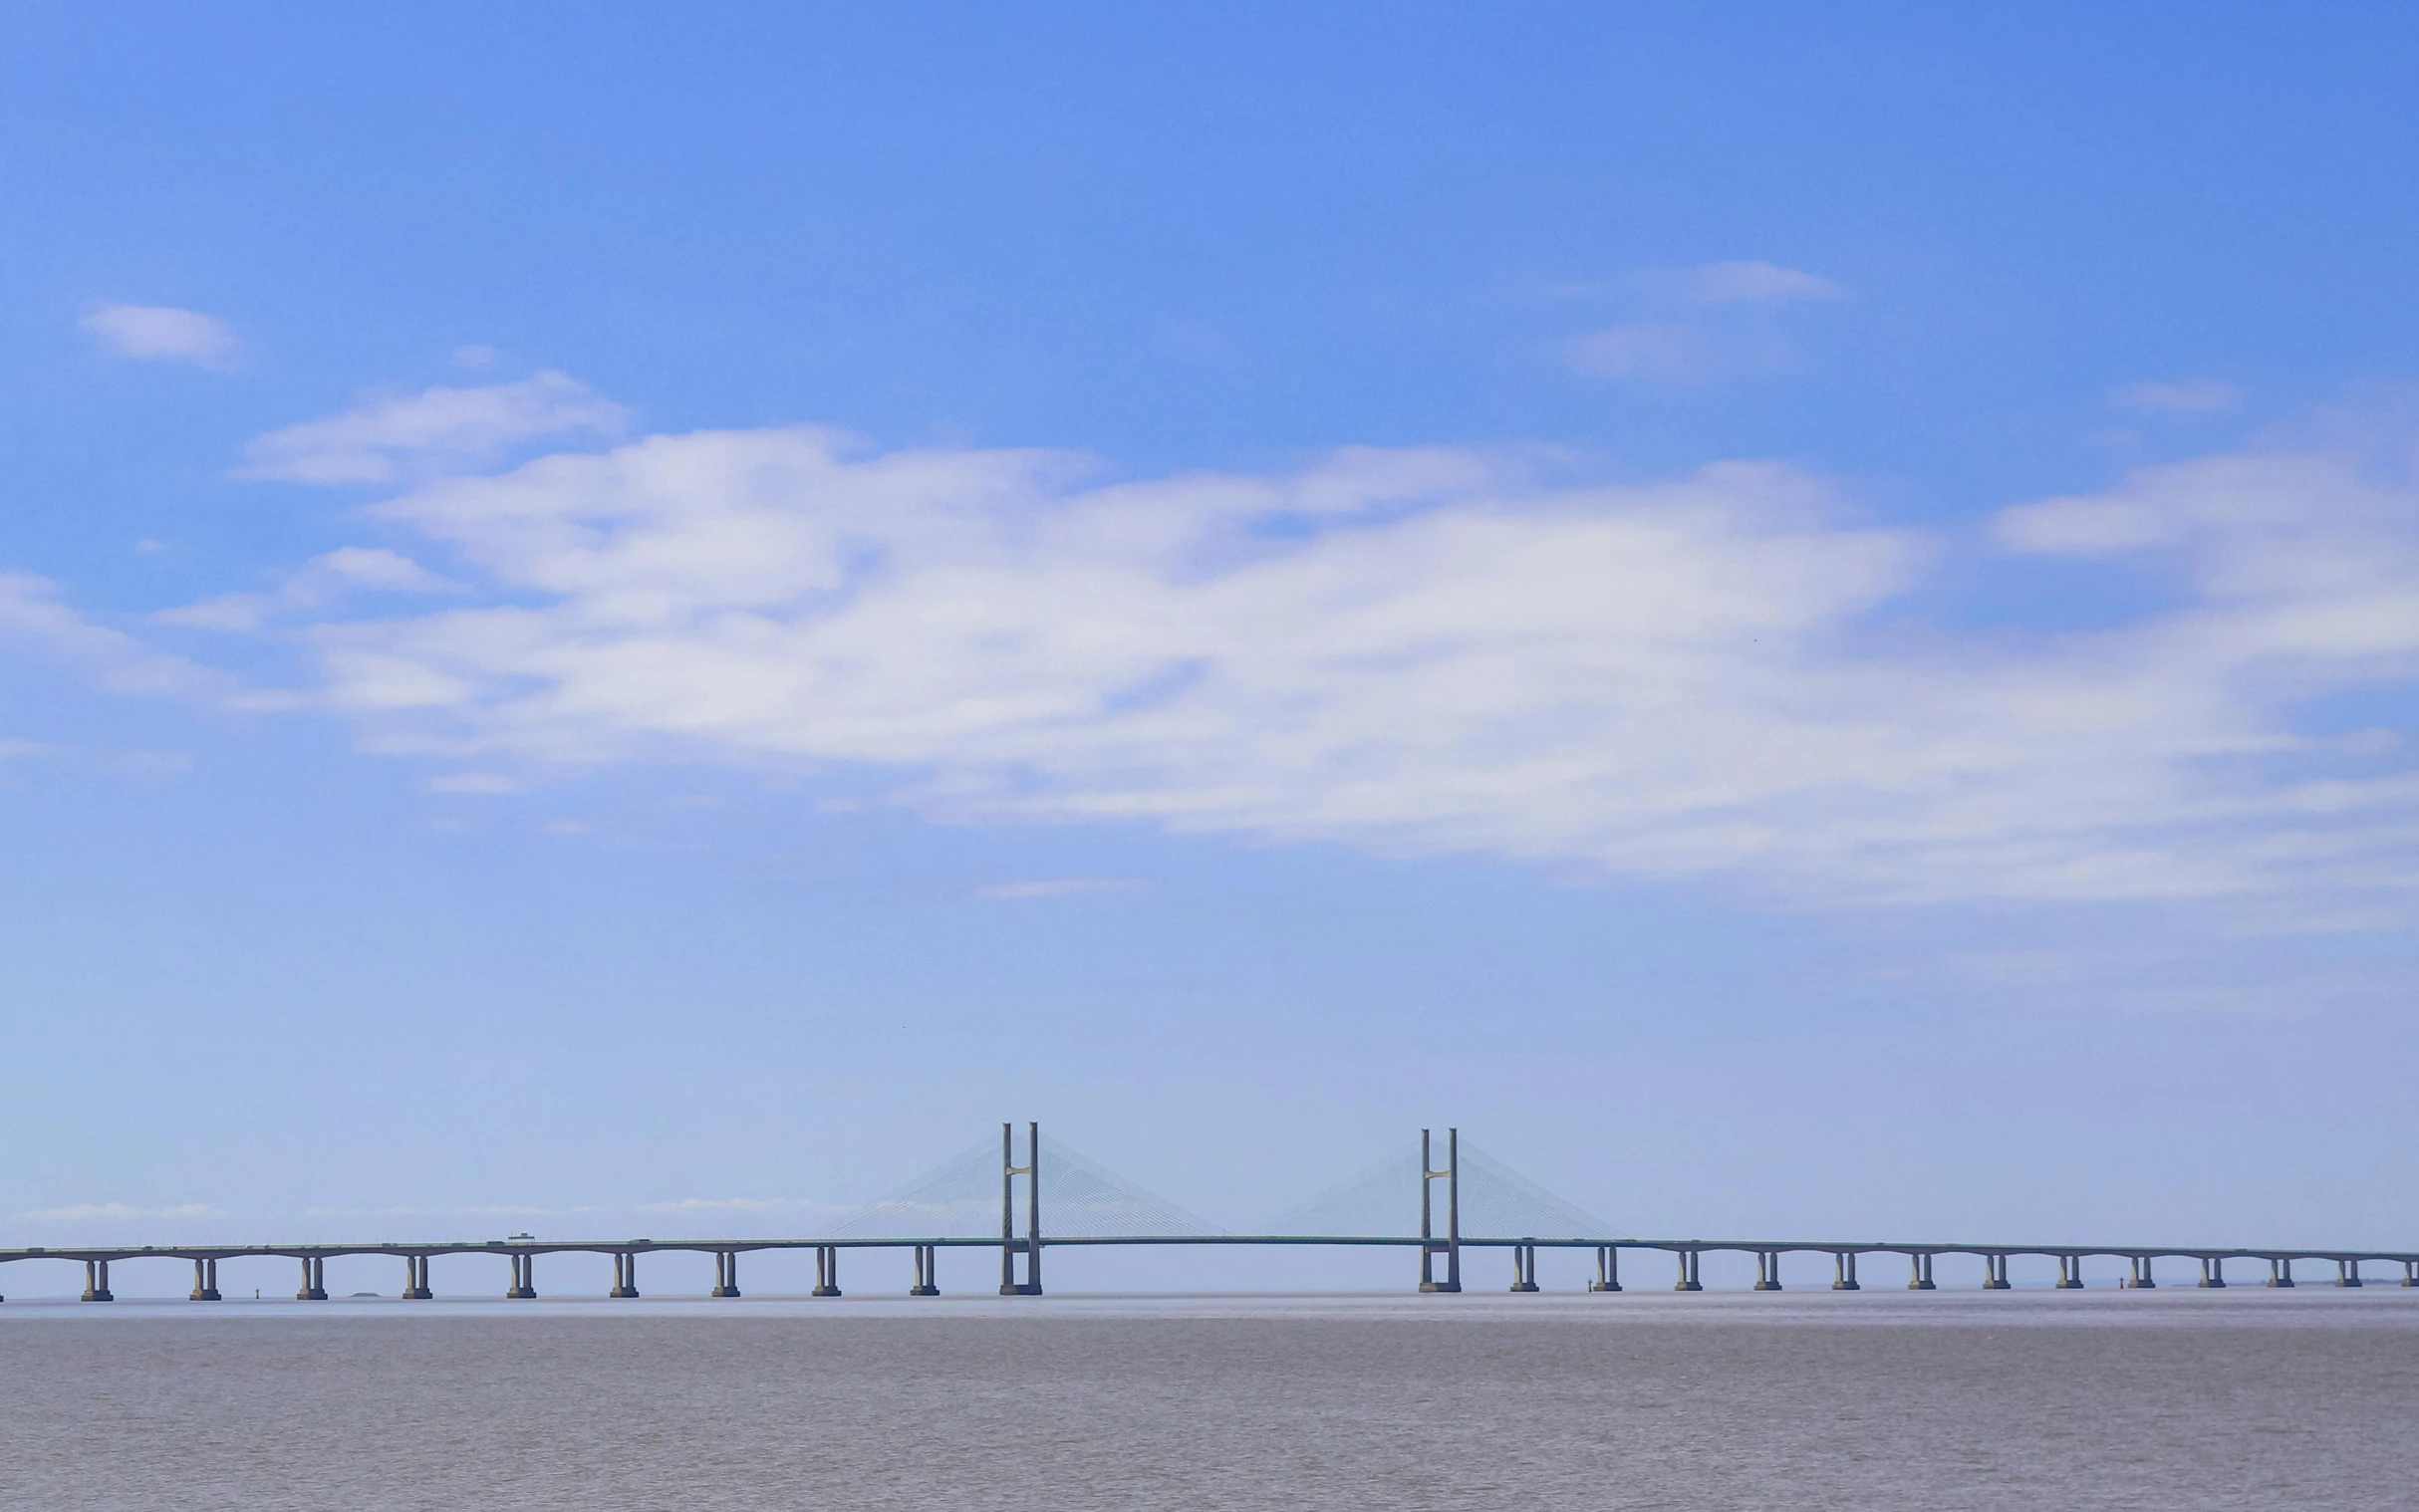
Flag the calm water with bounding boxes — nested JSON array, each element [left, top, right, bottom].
[[3, 1290, 2415, 1510]]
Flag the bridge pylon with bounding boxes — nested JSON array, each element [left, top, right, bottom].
[[1000, 1121, 1042, 1295], [1418, 1127, 1461, 1293]]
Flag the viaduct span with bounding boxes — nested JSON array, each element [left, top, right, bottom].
[[7, 1126, 2413, 1301]]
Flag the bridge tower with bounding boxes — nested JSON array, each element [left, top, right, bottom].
[[1000, 1121, 1042, 1295], [1418, 1127, 1461, 1292]]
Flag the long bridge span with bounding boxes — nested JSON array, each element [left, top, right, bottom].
[[9, 1127, 2413, 1301]]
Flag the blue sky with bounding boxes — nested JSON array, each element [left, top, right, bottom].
[[4, 2, 2418, 1292]]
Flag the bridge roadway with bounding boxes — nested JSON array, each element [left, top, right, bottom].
[[8, 1236, 2418, 1301]]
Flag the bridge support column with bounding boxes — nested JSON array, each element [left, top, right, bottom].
[[2199, 1256, 2226, 1288], [1508, 1244, 1538, 1292], [814, 1245, 843, 1298], [403, 1255, 432, 1299], [505, 1253, 535, 1299], [298, 1256, 328, 1301], [1908, 1253, 1935, 1290], [190, 1258, 221, 1301], [1589, 1245, 1621, 1292], [2335, 1259, 2362, 1288], [82, 1260, 113, 1302], [2267, 1257, 2294, 1288], [1674, 1250, 1703, 1291], [712, 1250, 741, 1298], [1983, 1254, 2011, 1290], [2123, 1255, 2155, 1288], [1417, 1128, 1461, 1293], [1753, 1251, 1782, 1290], [1833, 1251, 1860, 1290], [2404, 1260, 2417, 1288], [911, 1244, 940, 1296], [999, 1122, 1045, 1295], [610, 1252, 639, 1298], [2055, 1254, 2084, 1288]]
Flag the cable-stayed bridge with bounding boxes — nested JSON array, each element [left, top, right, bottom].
[[6, 1125, 2414, 1301]]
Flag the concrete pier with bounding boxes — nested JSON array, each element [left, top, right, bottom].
[[910, 1244, 939, 1296], [2269, 1256, 2295, 1288], [298, 1255, 328, 1300], [189, 1257, 220, 1301], [83, 1259, 113, 1302], [813, 1245, 843, 1297], [402, 1254, 432, 1299], [2199, 1256, 2227, 1288], [1752, 1250, 1782, 1290], [505, 1253, 535, 1299], [1507, 1243, 1538, 1292], [609, 1252, 639, 1298], [711, 1250, 740, 1298], [1674, 1249, 1703, 1291], [1832, 1250, 1860, 1290], [1589, 1244, 1621, 1292], [2405, 1260, 2418, 1288], [2056, 1254, 2084, 1288], [2124, 1255, 2156, 1288], [1982, 1253, 2011, 1290], [2336, 1258, 2362, 1288], [1907, 1252, 1935, 1290]]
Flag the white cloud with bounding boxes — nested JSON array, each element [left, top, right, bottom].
[[977, 878, 1145, 900], [633, 1196, 841, 1214], [158, 547, 457, 632], [1559, 263, 1833, 382], [2112, 377, 2244, 413], [424, 772, 522, 795], [303, 1203, 600, 1219], [238, 371, 629, 484], [1666, 260, 1842, 306], [0, 572, 225, 698], [201, 417, 2414, 914], [1565, 322, 1721, 381], [24, 1201, 221, 1221], [81, 304, 240, 368], [1563, 322, 1789, 383]]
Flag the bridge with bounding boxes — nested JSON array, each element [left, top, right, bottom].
[[8, 1126, 2414, 1301]]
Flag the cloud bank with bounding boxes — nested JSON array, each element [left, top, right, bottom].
[[195, 410, 2419, 914]]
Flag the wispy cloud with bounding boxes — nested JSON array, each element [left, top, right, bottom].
[[424, 772, 522, 795], [303, 1204, 602, 1219], [0, 572, 228, 699], [1661, 260, 1842, 307], [1560, 262, 1831, 382], [2111, 377, 2244, 413], [633, 1197, 847, 1215], [158, 547, 458, 633], [238, 372, 629, 484], [1563, 322, 1786, 382], [24, 1201, 221, 1221], [81, 304, 240, 369], [976, 878, 1145, 900], [178, 406, 2414, 919]]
